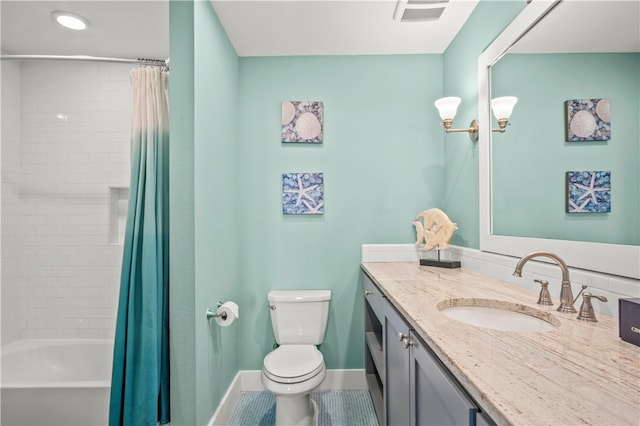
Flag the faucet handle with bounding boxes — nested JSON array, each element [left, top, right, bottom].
[[534, 279, 553, 306], [572, 284, 588, 304], [577, 292, 608, 322]]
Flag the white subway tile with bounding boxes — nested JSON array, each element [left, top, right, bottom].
[[609, 277, 640, 297], [2, 60, 131, 341]]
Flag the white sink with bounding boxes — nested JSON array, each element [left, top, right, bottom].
[[438, 299, 559, 333]]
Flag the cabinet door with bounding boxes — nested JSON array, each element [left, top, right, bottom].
[[363, 272, 385, 324], [409, 332, 478, 426], [384, 303, 411, 426], [362, 272, 385, 425]]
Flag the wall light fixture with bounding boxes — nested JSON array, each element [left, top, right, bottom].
[[434, 96, 518, 141]]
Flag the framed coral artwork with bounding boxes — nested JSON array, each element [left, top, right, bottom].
[[281, 101, 324, 143], [566, 171, 611, 213], [282, 172, 324, 215], [565, 98, 610, 141]]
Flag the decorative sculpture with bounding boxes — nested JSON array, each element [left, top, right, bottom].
[[413, 208, 461, 268]]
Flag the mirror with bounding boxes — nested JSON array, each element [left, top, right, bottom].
[[478, 0, 640, 279]]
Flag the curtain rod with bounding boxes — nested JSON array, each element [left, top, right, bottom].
[[0, 55, 169, 69]]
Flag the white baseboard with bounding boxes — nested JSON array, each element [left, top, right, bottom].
[[316, 368, 367, 391], [209, 369, 367, 426], [209, 371, 243, 426]]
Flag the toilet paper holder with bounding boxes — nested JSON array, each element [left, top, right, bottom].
[[206, 301, 226, 320]]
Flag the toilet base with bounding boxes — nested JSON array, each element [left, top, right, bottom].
[[274, 394, 318, 426]]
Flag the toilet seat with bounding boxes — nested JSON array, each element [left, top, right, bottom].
[[263, 345, 324, 384]]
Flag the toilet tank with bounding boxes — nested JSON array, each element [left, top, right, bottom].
[[268, 290, 331, 345]]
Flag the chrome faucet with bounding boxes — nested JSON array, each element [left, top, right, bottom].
[[513, 251, 577, 313]]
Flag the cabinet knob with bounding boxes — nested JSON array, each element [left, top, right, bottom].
[[401, 336, 413, 349], [364, 290, 373, 296], [398, 332, 413, 348]]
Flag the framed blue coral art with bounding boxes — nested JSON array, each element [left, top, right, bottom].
[[566, 171, 611, 213], [282, 172, 324, 215], [565, 99, 610, 141]]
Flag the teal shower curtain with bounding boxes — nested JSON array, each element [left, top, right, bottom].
[[109, 66, 170, 426]]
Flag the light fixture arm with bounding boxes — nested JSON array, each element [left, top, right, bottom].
[[441, 118, 509, 140], [442, 119, 479, 141]]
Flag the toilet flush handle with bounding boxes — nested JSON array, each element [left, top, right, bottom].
[[270, 305, 276, 310]]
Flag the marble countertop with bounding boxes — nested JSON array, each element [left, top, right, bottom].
[[361, 262, 640, 426]]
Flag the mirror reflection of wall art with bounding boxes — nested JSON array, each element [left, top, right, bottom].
[[282, 172, 324, 215], [565, 98, 610, 141], [281, 101, 324, 143], [566, 171, 611, 213]]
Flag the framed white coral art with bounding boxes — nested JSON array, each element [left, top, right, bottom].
[[565, 99, 610, 141], [282, 172, 324, 215], [281, 101, 324, 143]]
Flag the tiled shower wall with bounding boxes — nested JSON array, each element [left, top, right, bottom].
[[1, 60, 133, 344]]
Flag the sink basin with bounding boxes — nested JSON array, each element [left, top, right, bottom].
[[437, 299, 559, 333]]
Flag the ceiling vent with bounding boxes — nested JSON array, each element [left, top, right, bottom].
[[393, 0, 449, 22]]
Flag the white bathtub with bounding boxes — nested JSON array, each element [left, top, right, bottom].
[[1, 339, 113, 426]]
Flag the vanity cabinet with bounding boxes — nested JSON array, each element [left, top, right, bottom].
[[409, 331, 491, 425], [363, 271, 493, 426], [363, 273, 385, 425], [384, 301, 411, 425]]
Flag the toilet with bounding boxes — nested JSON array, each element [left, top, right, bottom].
[[261, 290, 331, 426]]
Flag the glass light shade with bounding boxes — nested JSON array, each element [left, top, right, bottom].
[[491, 96, 518, 120], [434, 97, 462, 120], [51, 11, 89, 30]]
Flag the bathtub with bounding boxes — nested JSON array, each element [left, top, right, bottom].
[[1, 339, 113, 426]]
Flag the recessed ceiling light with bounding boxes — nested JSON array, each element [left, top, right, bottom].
[[51, 11, 89, 31]]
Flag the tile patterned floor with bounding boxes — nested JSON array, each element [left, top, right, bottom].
[[228, 390, 379, 426]]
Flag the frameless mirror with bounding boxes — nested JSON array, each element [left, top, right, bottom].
[[478, 0, 640, 279]]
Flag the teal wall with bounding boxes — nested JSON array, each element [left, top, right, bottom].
[[441, 1, 526, 249], [491, 53, 640, 245], [168, 0, 536, 423], [235, 55, 444, 370], [170, 1, 241, 424], [169, 1, 196, 424], [193, 1, 241, 425]]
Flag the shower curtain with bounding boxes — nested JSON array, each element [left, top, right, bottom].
[[109, 66, 170, 426]]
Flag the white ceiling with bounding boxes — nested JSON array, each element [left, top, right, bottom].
[[511, 0, 639, 54], [1, 1, 170, 59], [0, 1, 636, 60], [0, 0, 479, 59], [210, 0, 480, 56]]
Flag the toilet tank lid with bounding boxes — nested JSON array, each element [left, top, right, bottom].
[[268, 290, 331, 302]]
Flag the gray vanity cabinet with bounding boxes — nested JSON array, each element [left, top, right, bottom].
[[410, 331, 487, 425], [384, 303, 411, 426], [363, 273, 385, 425], [362, 270, 493, 426]]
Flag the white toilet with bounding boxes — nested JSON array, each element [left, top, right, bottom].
[[261, 290, 331, 426]]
